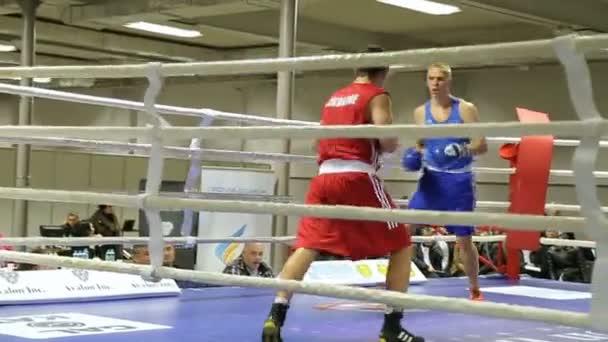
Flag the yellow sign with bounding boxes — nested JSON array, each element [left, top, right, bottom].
[[377, 264, 387, 276], [356, 264, 372, 278]]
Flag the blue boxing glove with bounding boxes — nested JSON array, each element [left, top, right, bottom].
[[401, 147, 422, 171], [443, 143, 471, 158]]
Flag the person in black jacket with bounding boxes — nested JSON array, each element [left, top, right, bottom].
[[89, 205, 121, 260]]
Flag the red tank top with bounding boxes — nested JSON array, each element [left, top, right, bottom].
[[317, 82, 387, 167]]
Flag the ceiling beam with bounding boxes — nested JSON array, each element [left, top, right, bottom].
[[0, 51, 93, 66], [453, 0, 608, 32]]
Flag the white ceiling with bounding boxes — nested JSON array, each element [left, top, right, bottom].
[[0, 0, 606, 86]]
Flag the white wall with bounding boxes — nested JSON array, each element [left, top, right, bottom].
[[0, 61, 606, 238]]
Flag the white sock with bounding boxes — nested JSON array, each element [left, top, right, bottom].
[[274, 297, 289, 305]]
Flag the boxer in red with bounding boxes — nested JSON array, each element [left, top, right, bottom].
[[262, 46, 424, 342]]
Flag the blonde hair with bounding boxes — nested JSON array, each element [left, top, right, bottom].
[[427, 62, 452, 80]]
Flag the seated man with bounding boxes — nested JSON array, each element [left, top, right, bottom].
[[62, 213, 96, 258], [413, 227, 449, 278], [130, 244, 176, 266], [223, 243, 274, 277]]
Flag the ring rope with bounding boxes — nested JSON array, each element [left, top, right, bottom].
[[141, 63, 167, 272], [0, 136, 315, 163], [3, 134, 607, 180], [0, 82, 316, 126], [554, 35, 608, 330], [0, 234, 596, 248], [0, 235, 503, 247], [0, 33, 606, 79], [0, 236, 297, 247], [487, 137, 608, 148], [181, 116, 215, 238], [0, 187, 587, 232], [0, 121, 602, 143], [0, 250, 591, 328], [3, 134, 605, 180], [3, 81, 608, 149], [395, 200, 608, 213], [385, 163, 608, 178]]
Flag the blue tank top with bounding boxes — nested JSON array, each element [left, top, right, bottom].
[[423, 97, 473, 172]]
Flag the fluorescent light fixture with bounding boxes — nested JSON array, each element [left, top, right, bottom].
[[34, 77, 52, 83], [124, 21, 202, 38], [0, 77, 52, 83], [0, 44, 16, 52], [377, 0, 461, 15]]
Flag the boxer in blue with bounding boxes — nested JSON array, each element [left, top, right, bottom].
[[403, 62, 487, 301]]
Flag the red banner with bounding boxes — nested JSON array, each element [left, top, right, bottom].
[[499, 108, 554, 279]]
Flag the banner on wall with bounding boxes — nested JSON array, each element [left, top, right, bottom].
[[196, 167, 276, 272]]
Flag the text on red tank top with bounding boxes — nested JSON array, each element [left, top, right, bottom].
[[317, 83, 386, 166]]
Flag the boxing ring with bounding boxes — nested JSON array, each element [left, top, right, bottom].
[[0, 277, 598, 341], [0, 30, 606, 341]]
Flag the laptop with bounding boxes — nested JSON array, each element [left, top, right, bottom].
[[122, 219, 135, 232]]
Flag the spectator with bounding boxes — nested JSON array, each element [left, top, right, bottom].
[[475, 230, 501, 275], [61, 213, 96, 258], [62, 213, 95, 237], [130, 245, 176, 266], [223, 243, 274, 277], [90, 204, 121, 260], [412, 226, 449, 278]]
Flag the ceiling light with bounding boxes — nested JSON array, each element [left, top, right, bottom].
[[124, 21, 202, 38], [377, 0, 461, 15], [0, 77, 52, 83], [0, 44, 16, 52], [34, 77, 51, 83]]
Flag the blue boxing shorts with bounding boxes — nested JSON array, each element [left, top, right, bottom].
[[408, 168, 476, 236]]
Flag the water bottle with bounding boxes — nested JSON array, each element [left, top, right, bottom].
[[105, 249, 115, 261], [75, 249, 89, 259]]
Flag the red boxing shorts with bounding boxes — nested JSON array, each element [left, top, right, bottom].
[[294, 171, 411, 260]]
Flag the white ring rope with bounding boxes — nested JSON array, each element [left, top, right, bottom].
[[0, 82, 315, 126], [0, 234, 597, 249], [181, 116, 215, 238], [0, 136, 315, 163], [0, 236, 297, 247], [0, 121, 603, 142], [4, 134, 606, 180], [540, 237, 597, 249], [3, 134, 607, 179], [0, 187, 587, 232], [141, 63, 166, 272], [4, 81, 608, 149], [0, 250, 591, 328], [488, 137, 608, 148], [0, 33, 606, 79], [554, 35, 608, 331], [395, 200, 608, 213], [386, 164, 608, 178]]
